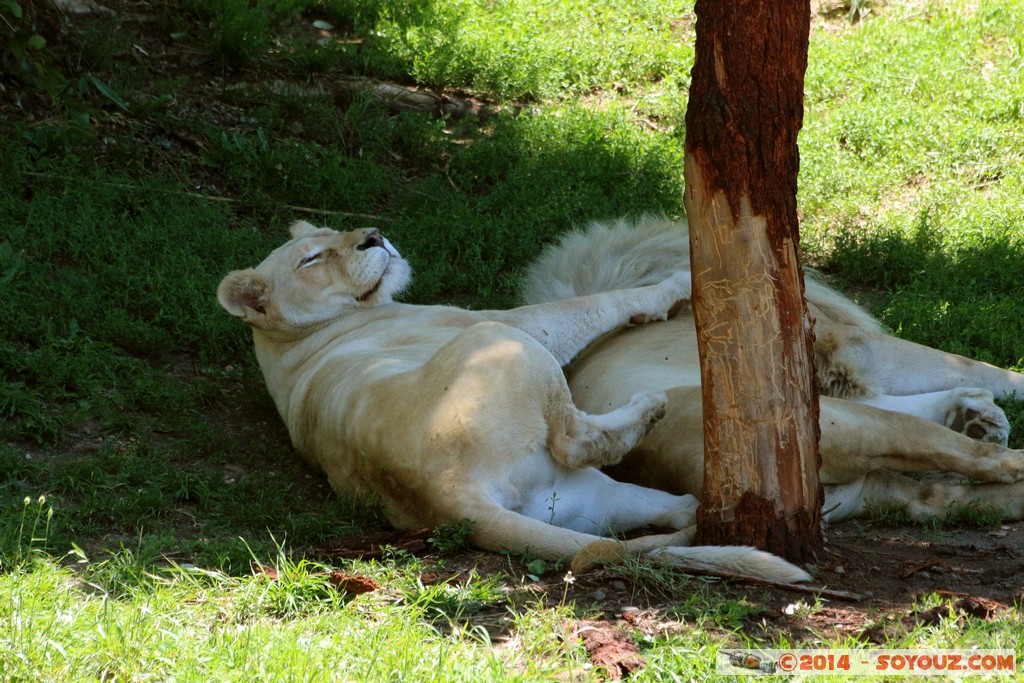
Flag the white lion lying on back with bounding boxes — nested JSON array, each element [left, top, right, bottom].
[[218, 220, 810, 583], [523, 216, 1024, 524]]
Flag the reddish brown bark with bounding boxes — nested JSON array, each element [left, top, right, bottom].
[[685, 0, 823, 562]]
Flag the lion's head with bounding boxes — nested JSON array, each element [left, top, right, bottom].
[[217, 221, 412, 337]]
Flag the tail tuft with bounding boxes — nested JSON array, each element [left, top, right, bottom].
[[572, 536, 812, 584], [650, 545, 812, 584]]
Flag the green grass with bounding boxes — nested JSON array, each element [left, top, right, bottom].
[[797, 1, 1024, 371], [0, 557, 522, 681], [3, 0, 1024, 678]]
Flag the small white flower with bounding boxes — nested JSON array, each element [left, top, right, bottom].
[[783, 602, 802, 616]]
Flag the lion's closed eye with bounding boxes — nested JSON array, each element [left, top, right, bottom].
[[298, 250, 326, 269]]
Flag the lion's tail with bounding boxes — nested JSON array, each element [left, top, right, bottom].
[[521, 215, 690, 305], [460, 497, 810, 584], [645, 545, 813, 584], [572, 533, 812, 584]]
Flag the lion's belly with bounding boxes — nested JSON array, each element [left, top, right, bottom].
[[286, 320, 574, 520], [568, 316, 701, 414]]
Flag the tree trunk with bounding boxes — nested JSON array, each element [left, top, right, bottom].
[[684, 0, 822, 562]]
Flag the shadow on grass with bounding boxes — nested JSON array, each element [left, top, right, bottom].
[[823, 217, 1024, 369], [0, 18, 684, 574]]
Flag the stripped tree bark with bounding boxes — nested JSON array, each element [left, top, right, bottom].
[[684, 0, 823, 561]]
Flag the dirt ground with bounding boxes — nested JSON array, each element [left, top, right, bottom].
[[306, 515, 1024, 650], [777, 522, 1024, 641], [15, 0, 1023, 652]]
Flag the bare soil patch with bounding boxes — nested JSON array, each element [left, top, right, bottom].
[[305, 519, 1024, 648]]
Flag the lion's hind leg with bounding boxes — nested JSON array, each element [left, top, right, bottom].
[[819, 397, 1024, 484], [824, 469, 1024, 523], [454, 488, 808, 583], [547, 391, 668, 469], [516, 465, 698, 535], [483, 466, 810, 583]]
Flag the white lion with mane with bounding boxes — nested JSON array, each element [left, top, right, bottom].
[[522, 215, 1024, 524]]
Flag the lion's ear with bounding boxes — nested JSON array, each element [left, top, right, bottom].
[[217, 269, 269, 321], [289, 220, 320, 239]]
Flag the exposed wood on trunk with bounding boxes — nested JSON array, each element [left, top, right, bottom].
[[685, 0, 823, 562]]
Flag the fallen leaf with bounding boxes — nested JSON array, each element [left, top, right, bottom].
[[955, 597, 1005, 620], [910, 604, 954, 627], [327, 571, 379, 595], [251, 562, 279, 580], [575, 620, 646, 680], [898, 558, 948, 579], [929, 591, 1009, 620], [314, 529, 431, 560]]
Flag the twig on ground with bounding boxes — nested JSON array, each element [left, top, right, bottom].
[[671, 563, 863, 601], [24, 171, 387, 221]]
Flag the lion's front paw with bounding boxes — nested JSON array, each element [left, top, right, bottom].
[[658, 271, 692, 314], [662, 270, 693, 300], [628, 271, 692, 326], [629, 312, 661, 325], [943, 388, 1010, 446]]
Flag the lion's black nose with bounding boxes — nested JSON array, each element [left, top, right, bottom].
[[356, 229, 385, 251]]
